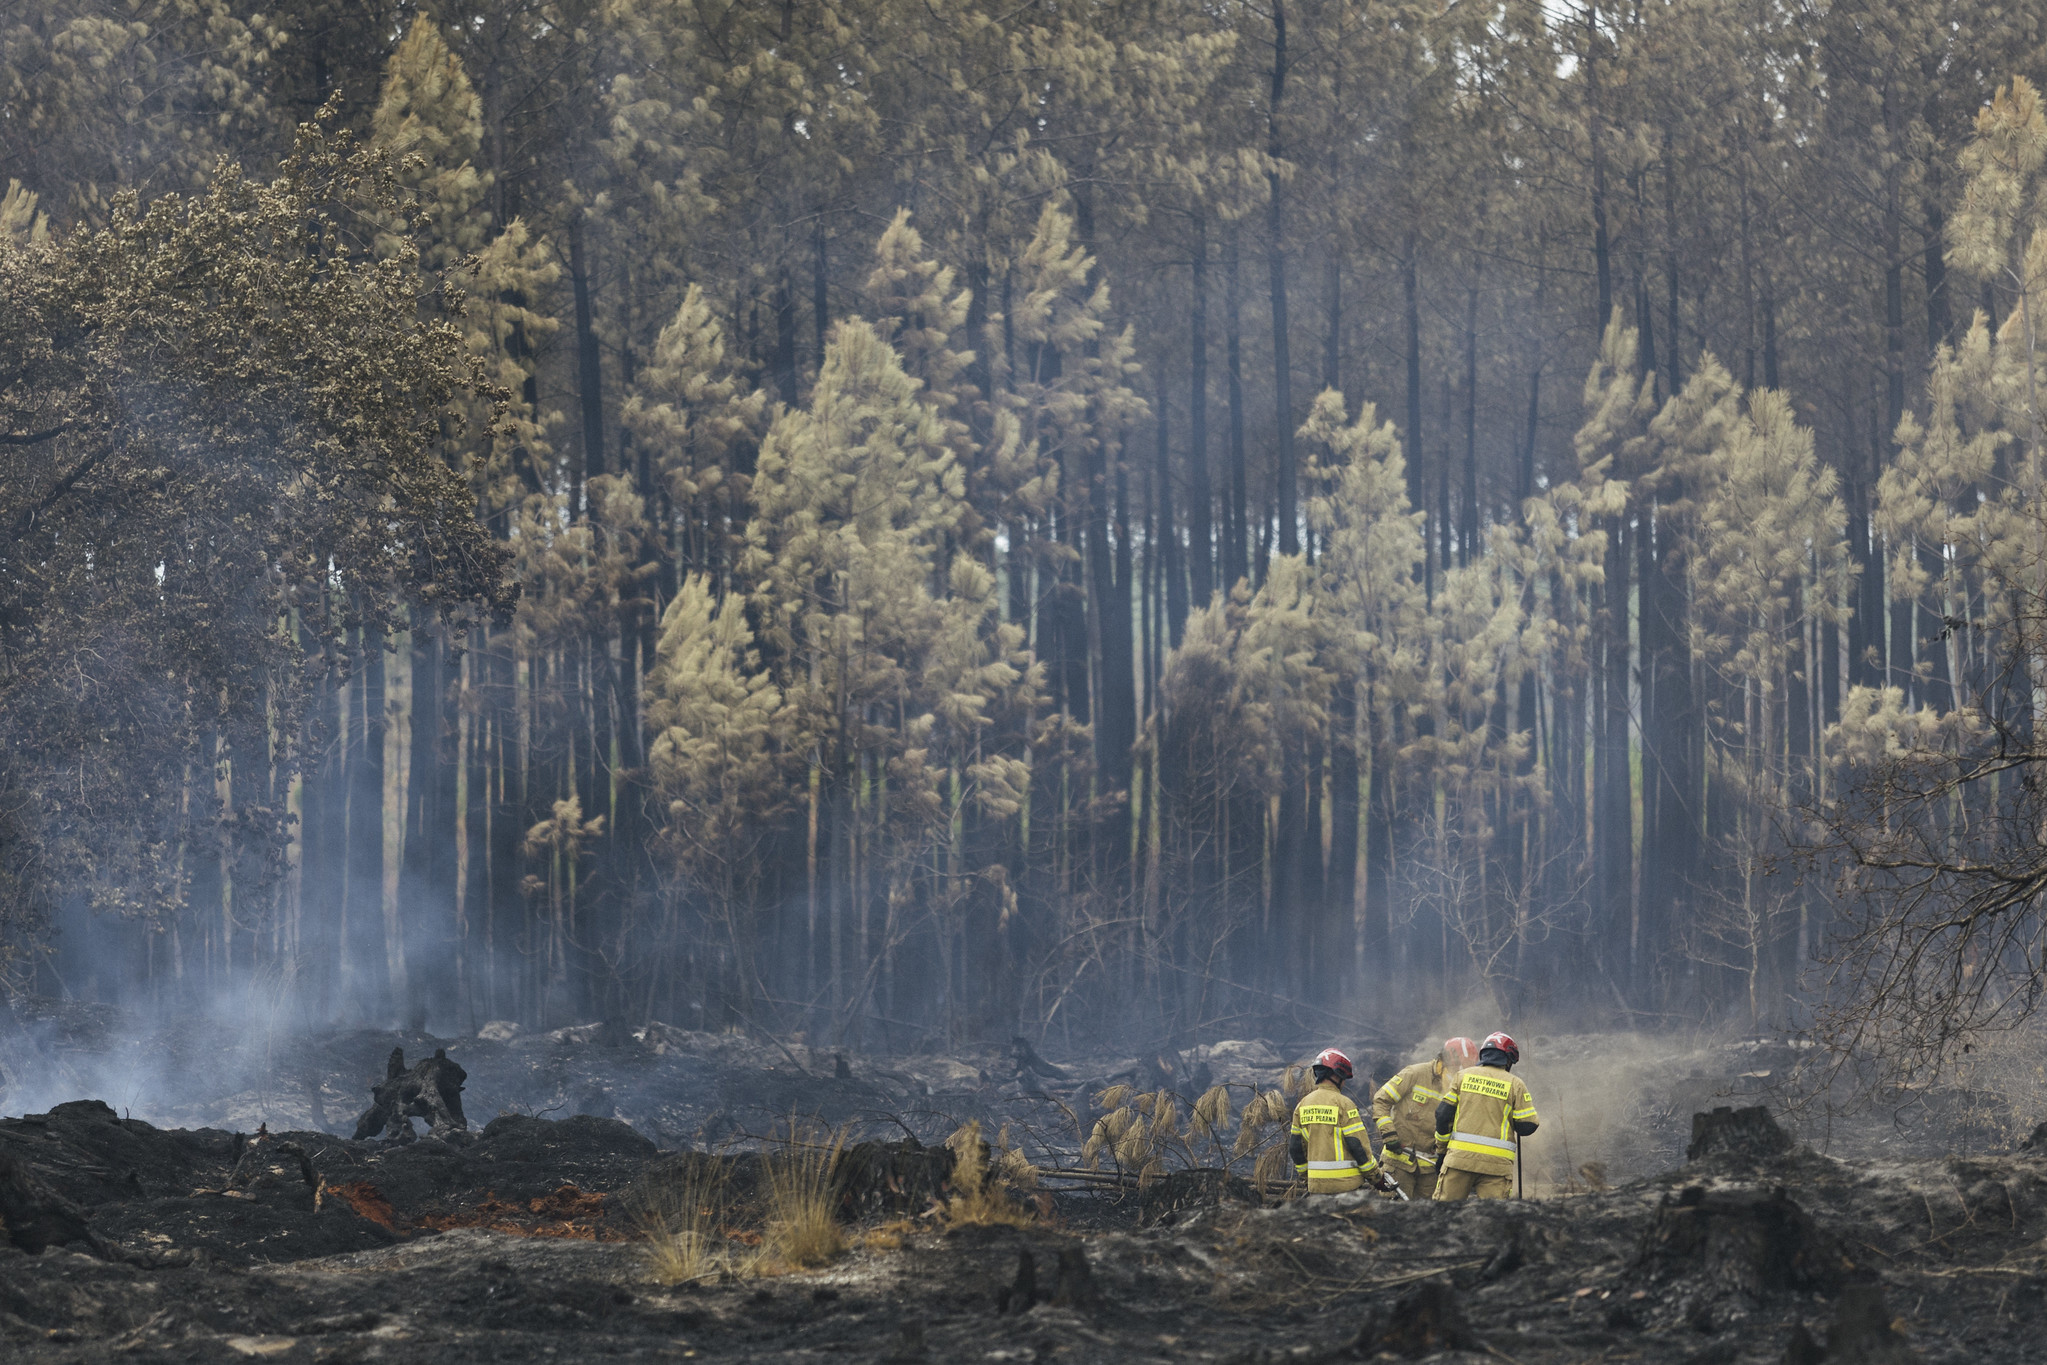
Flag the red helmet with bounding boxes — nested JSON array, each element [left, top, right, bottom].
[[1442, 1036, 1480, 1065], [1313, 1047, 1355, 1083], [1482, 1031, 1520, 1064]]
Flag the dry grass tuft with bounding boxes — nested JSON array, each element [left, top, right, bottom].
[[941, 1120, 1036, 1227], [761, 1122, 847, 1270], [1095, 1083, 1133, 1112], [1192, 1084, 1233, 1139], [634, 1154, 735, 1286]]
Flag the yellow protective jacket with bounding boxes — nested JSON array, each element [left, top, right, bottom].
[[1289, 1080, 1379, 1192], [1371, 1060, 1453, 1170], [1434, 1064, 1538, 1177]]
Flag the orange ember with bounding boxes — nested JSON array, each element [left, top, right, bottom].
[[320, 1180, 400, 1230], [318, 1179, 616, 1241], [417, 1185, 619, 1241]]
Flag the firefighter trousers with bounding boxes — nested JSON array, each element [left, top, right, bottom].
[[1389, 1162, 1437, 1201], [1432, 1167, 1512, 1201]]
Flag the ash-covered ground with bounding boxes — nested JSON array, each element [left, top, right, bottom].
[[3, 999, 2043, 1363]]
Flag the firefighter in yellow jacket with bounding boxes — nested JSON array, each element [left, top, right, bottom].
[[1372, 1036, 1478, 1200], [1432, 1031, 1539, 1201], [1289, 1048, 1398, 1195]]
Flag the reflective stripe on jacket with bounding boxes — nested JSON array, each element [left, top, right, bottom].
[[1371, 1060, 1452, 1170], [1438, 1065, 1538, 1177], [1290, 1080, 1378, 1188]]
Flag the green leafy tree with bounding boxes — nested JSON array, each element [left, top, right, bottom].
[[0, 120, 513, 980]]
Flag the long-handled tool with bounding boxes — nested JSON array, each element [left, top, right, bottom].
[[1515, 1132, 1524, 1199], [1377, 1143, 1418, 1200]]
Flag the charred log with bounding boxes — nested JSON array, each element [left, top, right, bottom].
[[1137, 1168, 1260, 1226]]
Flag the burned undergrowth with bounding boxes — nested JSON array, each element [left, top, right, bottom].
[[2, 1018, 2045, 1362]]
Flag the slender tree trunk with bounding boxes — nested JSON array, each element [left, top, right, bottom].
[[1404, 232, 1426, 594], [1663, 128, 1682, 397], [773, 268, 800, 407], [1225, 226, 1250, 590], [568, 215, 605, 504], [1586, 3, 1614, 330], [371, 630, 405, 1020], [1157, 378, 1188, 646], [1848, 438, 1884, 689], [1634, 490, 1662, 979], [813, 221, 830, 371], [1461, 282, 1479, 565], [1437, 374, 1453, 577], [1331, 677, 1360, 984], [1323, 253, 1344, 401], [1267, 0, 1297, 558], [1101, 445, 1136, 790], [1188, 215, 1215, 608], [1599, 512, 1634, 993]]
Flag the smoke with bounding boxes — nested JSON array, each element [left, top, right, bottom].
[[1375, 992, 1745, 1191]]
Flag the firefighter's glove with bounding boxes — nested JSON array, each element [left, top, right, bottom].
[[1382, 1134, 1404, 1155], [1374, 1170, 1400, 1195]]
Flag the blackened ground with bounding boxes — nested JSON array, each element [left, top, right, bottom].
[[3, 1090, 2047, 1363]]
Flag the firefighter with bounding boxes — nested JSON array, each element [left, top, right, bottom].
[[1432, 1031, 1539, 1201], [1289, 1048, 1398, 1196], [1372, 1036, 1479, 1200]]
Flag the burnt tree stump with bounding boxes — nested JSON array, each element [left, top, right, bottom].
[[1631, 1184, 1846, 1307], [1354, 1278, 1479, 1358], [996, 1249, 1039, 1314], [0, 1150, 108, 1257], [1688, 1106, 1794, 1162], [1785, 1282, 1921, 1364], [1049, 1245, 1102, 1312], [835, 1138, 954, 1219], [352, 1046, 468, 1141], [230, 1131, 317, 1195]]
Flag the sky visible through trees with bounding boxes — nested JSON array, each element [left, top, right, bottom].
[[5, 1, 2047, 1061]]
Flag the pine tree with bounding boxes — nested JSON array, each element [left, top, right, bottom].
[[370, 18, 491, 268], [622, 283, 769, 582], [1301, 388, 1427, 981], [645, 572, 793, 1009]]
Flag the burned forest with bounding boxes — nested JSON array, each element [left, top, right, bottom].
[[9, 2, 2047, 1363]]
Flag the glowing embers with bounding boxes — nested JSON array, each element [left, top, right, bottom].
[[317, 1178, 619, 1241], [418, 1184, 616, 1240]]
